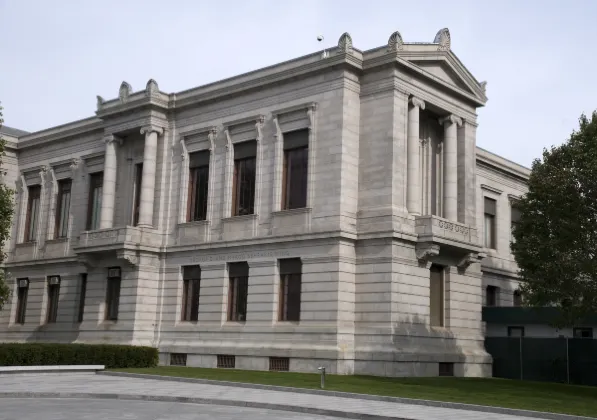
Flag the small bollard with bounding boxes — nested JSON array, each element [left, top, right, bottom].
[[318, 366, 326, 389]]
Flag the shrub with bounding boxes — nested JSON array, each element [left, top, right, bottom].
[[0, 343, 158, 368]]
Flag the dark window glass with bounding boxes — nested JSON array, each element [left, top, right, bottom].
[[279, 258, 302, 321], [508, 326, 524, 337], [232, 141, 256, 216], [484, 197, 497, 249], [46, 279, 60, 324], [105, 269, 121, 321], [24, 185, 41, 242], [181, 266, 201, 321], [133, 163, 143, 226], [87, 172, 103, 230], [573, 327, 593, 338], [77, 273, 87, 323], [15, 280, 29, 324], [188, 152, 210, 221], [55, 179, 72, 238], [513, 290, 522, 307], [228, 262, 249, 322], [486, 285, 499, 307]]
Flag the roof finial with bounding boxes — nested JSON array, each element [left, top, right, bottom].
[[434, 28, 451, 51], [387, 31, 404, 52], [337, 32, 353, 55]]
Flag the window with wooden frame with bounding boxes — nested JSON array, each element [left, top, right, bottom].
[[282, 129, 309, 210], [15, 279, 29, 324], [228, 262, 249, 322], [77, 273, 87, 323], [24, 185, 41, 242], [86, 172, 103, 230], [232, 141, 256, 216], [486, 285, 499, 307], [187, 151, 210, 222], [279, 258, 302, 322], [46, 276, 60, 323], [484, 197, 497, 249], [54, 179, 72, 238], [181, 265, 201, 322], [429, 264, 444, 327], [132, 163, 143, 226], [105, 267, 121, 321]]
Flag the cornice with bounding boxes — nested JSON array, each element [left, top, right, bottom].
[[480, 184, 503, 195], [17, 118, 103, 150], [476, 147, 530, 183]]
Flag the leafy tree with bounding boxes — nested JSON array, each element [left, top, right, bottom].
[[512, 111, 597, 323], [0, 102, 13, 311]]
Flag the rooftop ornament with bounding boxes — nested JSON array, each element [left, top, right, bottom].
[[434, 28, 451, 51]]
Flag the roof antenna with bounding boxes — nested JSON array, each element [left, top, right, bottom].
[[318, 35, 328, 59]]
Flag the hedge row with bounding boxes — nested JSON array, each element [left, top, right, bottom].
[[0, 343, 158, 368]]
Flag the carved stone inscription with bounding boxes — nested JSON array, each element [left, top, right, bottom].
[[437, 220, 469, 235], [89, 230, 118, 240], [191, 250, 291, 263]]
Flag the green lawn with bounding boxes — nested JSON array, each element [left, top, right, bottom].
[[112, 367, 597, 417]]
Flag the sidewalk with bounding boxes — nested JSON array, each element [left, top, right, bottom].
[[0, 372, 588, 420]]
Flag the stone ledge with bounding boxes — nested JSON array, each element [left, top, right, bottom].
[[97, 371, 587, 420], [0, 365, 104, 374]]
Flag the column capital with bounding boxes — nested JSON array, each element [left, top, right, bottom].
[[140, 125, 165, 136], [410, 96, 426, 110], [103, 134, 123, 145], [439, 114, 463, 127]]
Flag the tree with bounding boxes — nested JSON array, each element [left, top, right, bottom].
[[512, 111, 597, 323], [0, 102, 13, 311]]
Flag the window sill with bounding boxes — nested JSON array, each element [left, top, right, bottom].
[[15, 241, 36, 248], [224, 320, 247, 325], [222, 214, 258, 222], [47, 237, 69, 244], [179, 220, 210, 227], [272, 207, 312, 217]]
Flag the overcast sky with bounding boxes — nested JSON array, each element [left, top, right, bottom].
[[1, 0, 596, 167]]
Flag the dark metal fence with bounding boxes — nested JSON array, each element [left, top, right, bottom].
[[485, 337, 597, 386]]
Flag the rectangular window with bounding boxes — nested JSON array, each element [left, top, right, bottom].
[[484, 197, 497, 249], [87, 172, 103, 230], [511, 203, 521, 242], [181, 265, 201, 322], [105, 267, 121, 321], [24, 185, 41, 242], [232, 141, 256, 216], [279, 258, 302, 322], [508, 326, 525, 337], [54, 179, 72, 238], [573, 327, 594, 338], [187, 151, 210, 221], [513, 290, 522, 307], [46, 276, 60, 323], [132, 163, 143, 226], [77, 273, 87, 323], [429, 264, 444, 327], [486, 285, 499, 307], [282, 129, 309, 210], [228, 262, 249, 322], [15, 279, 29, 324]]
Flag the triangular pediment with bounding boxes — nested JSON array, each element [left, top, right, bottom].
[[405, 55, 486, 104]]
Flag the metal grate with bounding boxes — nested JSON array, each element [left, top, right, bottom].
[[439, 362, 454, 377], [269, 357, 290, 372], [170, 353, 187, 366], [217, 354, 235, 369]]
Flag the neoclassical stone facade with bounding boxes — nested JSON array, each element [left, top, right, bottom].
[[0, 29, 529, 377]]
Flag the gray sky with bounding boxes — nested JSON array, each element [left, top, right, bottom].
[[1, 0, 596, 168]]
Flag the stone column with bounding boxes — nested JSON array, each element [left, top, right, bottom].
[[439, 115, 462, 221], [407, 97, 425, 215], [138, 125, 164, 228], [100, 134, 121, 229]]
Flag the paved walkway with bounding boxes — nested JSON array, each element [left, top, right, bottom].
[[0, 373, 582, 420]]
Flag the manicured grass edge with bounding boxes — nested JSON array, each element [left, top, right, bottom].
[[102, 371, 594, 420]]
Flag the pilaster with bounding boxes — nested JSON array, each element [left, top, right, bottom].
[[439, 115, 462, 221]]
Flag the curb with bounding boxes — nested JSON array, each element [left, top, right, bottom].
[[98, 371, 595, 420], [0, 392, 412, 420]]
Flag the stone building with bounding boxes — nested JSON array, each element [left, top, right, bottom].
[[0, 29, 529, 377]]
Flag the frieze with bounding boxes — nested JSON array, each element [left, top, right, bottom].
[[191, 250, 291, 263], [437, 220, 469, 235]]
